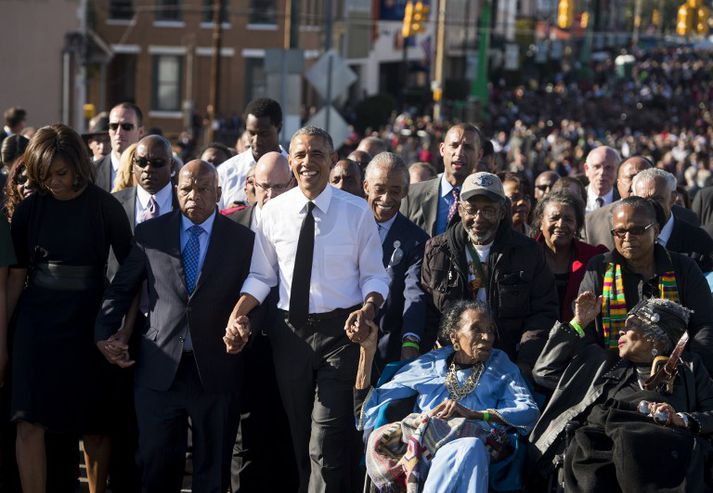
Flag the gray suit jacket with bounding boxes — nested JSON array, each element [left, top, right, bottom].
[[95, 209, 255, 393], [399, 177, 440, 237], [227, 205, 254, 230], [94, 154, 113, 192], [585, 202, 699, 250]]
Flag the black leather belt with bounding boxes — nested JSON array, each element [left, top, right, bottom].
[[279, 305, 360, 323], [30, 263, 104, 291]]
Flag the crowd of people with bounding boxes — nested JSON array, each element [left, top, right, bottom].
[[1, 46, 713, 493]]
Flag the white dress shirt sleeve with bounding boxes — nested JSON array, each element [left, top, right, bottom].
[[356, 208, 391, 301], [240, 224, 279, 303]]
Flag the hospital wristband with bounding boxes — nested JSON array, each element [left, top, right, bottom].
[[401, 341, 420, 351], [568, 319, 585, 338]]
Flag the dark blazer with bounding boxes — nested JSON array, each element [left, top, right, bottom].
[[666, 215, 713, 272], [376, 213, 429, 366], [399, 177, 440, 236], [585, 202, 700, 251], [95, 209, 255, 393], [94, 153, 113, 192], [227, 205, 254, 229], [692, 185, 713, 238]]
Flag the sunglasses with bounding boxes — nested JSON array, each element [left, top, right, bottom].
[[134, 156, 169, 169], [13, 174, 28, 185], [109, 122, 136, 132], [611, 223, 654, 239]]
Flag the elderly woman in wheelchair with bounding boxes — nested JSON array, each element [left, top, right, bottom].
[[354, 300, 540, 493], [530, 293, 713, 492]]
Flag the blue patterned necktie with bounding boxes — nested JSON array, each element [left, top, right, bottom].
[[182, 225, 204, 293]]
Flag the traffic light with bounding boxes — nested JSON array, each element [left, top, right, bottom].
[[402, 0, 429, 38], [402, 0, 414, 38], [412, 1, 430, 33], [697, 5, 710, 34], [557, 0, 575, 29], [677, 4, 692, 35]]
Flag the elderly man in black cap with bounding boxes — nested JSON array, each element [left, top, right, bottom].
[[421, 172, 559, 378]]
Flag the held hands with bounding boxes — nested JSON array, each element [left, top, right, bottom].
[[574, 291, 602, 328], [224, 315, 251, 354], [345, 303, 376, 344], [647, 401, 686, 428], [96, 329, 135, 368]]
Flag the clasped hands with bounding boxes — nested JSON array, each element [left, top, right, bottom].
[[96, 329, 135, 368], [224, 314, 251, 354], [428, 399, 485, 421]]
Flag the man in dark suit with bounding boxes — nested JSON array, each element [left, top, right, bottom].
[[95, 160, 254, 492], [585, 156, 699, 250], [692, 185, 713, 238], [632, 168, 713, 272], [95, 102, 144, 192], [0, 107, 26, 147], [400, 123, 483, 237], [363, 152, 430, 369]]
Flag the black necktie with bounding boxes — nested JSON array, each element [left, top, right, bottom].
[[289, 201, 316, 328]]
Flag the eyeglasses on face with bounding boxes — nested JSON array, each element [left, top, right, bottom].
[[254, 181, 291, 192], [460, 203, 499, 220], [109, 122, 136, 132], [611, 223, 654, 239], [134, 156, 168, 169]]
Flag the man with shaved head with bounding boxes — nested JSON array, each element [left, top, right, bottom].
[[363, 152, 430, 366], [583, 146, 620, 213], [229, 151, 294, 231], [96, 159, 255, 492]]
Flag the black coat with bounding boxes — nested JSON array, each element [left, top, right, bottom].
[[665, 215, 713, 272], [579, 245, 713, 374], [421, 220, 559, 370]]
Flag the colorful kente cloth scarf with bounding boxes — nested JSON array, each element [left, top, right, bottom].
[[601, 263, 680, 349]]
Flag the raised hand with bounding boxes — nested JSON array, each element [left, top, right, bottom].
[[573, 291, 602, 328]]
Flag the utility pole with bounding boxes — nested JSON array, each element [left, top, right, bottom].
[[75, 0, 88, 131], [324, 0, 334, 131], [206, 0, 224, 143], [284, 0, 299, 49], [433, 0, 447, 121]]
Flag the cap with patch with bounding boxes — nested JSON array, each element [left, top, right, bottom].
[[460, 172, 506, 202]]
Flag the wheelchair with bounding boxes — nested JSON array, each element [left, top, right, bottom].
[[360, 359, 527, 493]]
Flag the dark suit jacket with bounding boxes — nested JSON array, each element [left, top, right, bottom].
[[376, 213, 429, 366], [666, 216, 713, 272], [585, 202, 699, 251], [227, 205, 254, 229], [95, 209, 255, 393], [692, 186, 713, 238], [95, 153, 113, 192], [399, 177, 440, 237]]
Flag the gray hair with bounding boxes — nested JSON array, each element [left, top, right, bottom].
[[585, 146, 621, 167], [290, 126, 334, 153], [632, 168, 677, 195], [364, 152, 409, 187], [438, 300, 494, 343]]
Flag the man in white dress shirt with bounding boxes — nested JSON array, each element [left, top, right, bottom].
[[584, 146, 620, 213], [218, 98, 285, 209], [224, 126, 390, 492]]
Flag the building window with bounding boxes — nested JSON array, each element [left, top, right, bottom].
[[249, 0, 276, 24], [109, 0, 134, 20], [152, 55, 183, 112], [244, 58, 266, 105], [203, 0, 229, 23], [155, 0, 181, 21]]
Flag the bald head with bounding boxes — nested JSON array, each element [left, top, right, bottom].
[[616, 155, 653, 199], [177, 159, 220, 224], [254, 151, 293, 207], [584, 146, 620, 197], [134, 134, 173, 194]]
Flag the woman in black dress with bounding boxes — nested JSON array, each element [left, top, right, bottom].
[[7, 124, 132, 493]]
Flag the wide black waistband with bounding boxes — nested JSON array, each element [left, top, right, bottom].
[[30, 263, 104, 291]]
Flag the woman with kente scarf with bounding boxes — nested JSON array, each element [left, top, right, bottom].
[[354, 300, 539, 493], [530, 293, 713, 492], [577, 196, 713, 374]]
